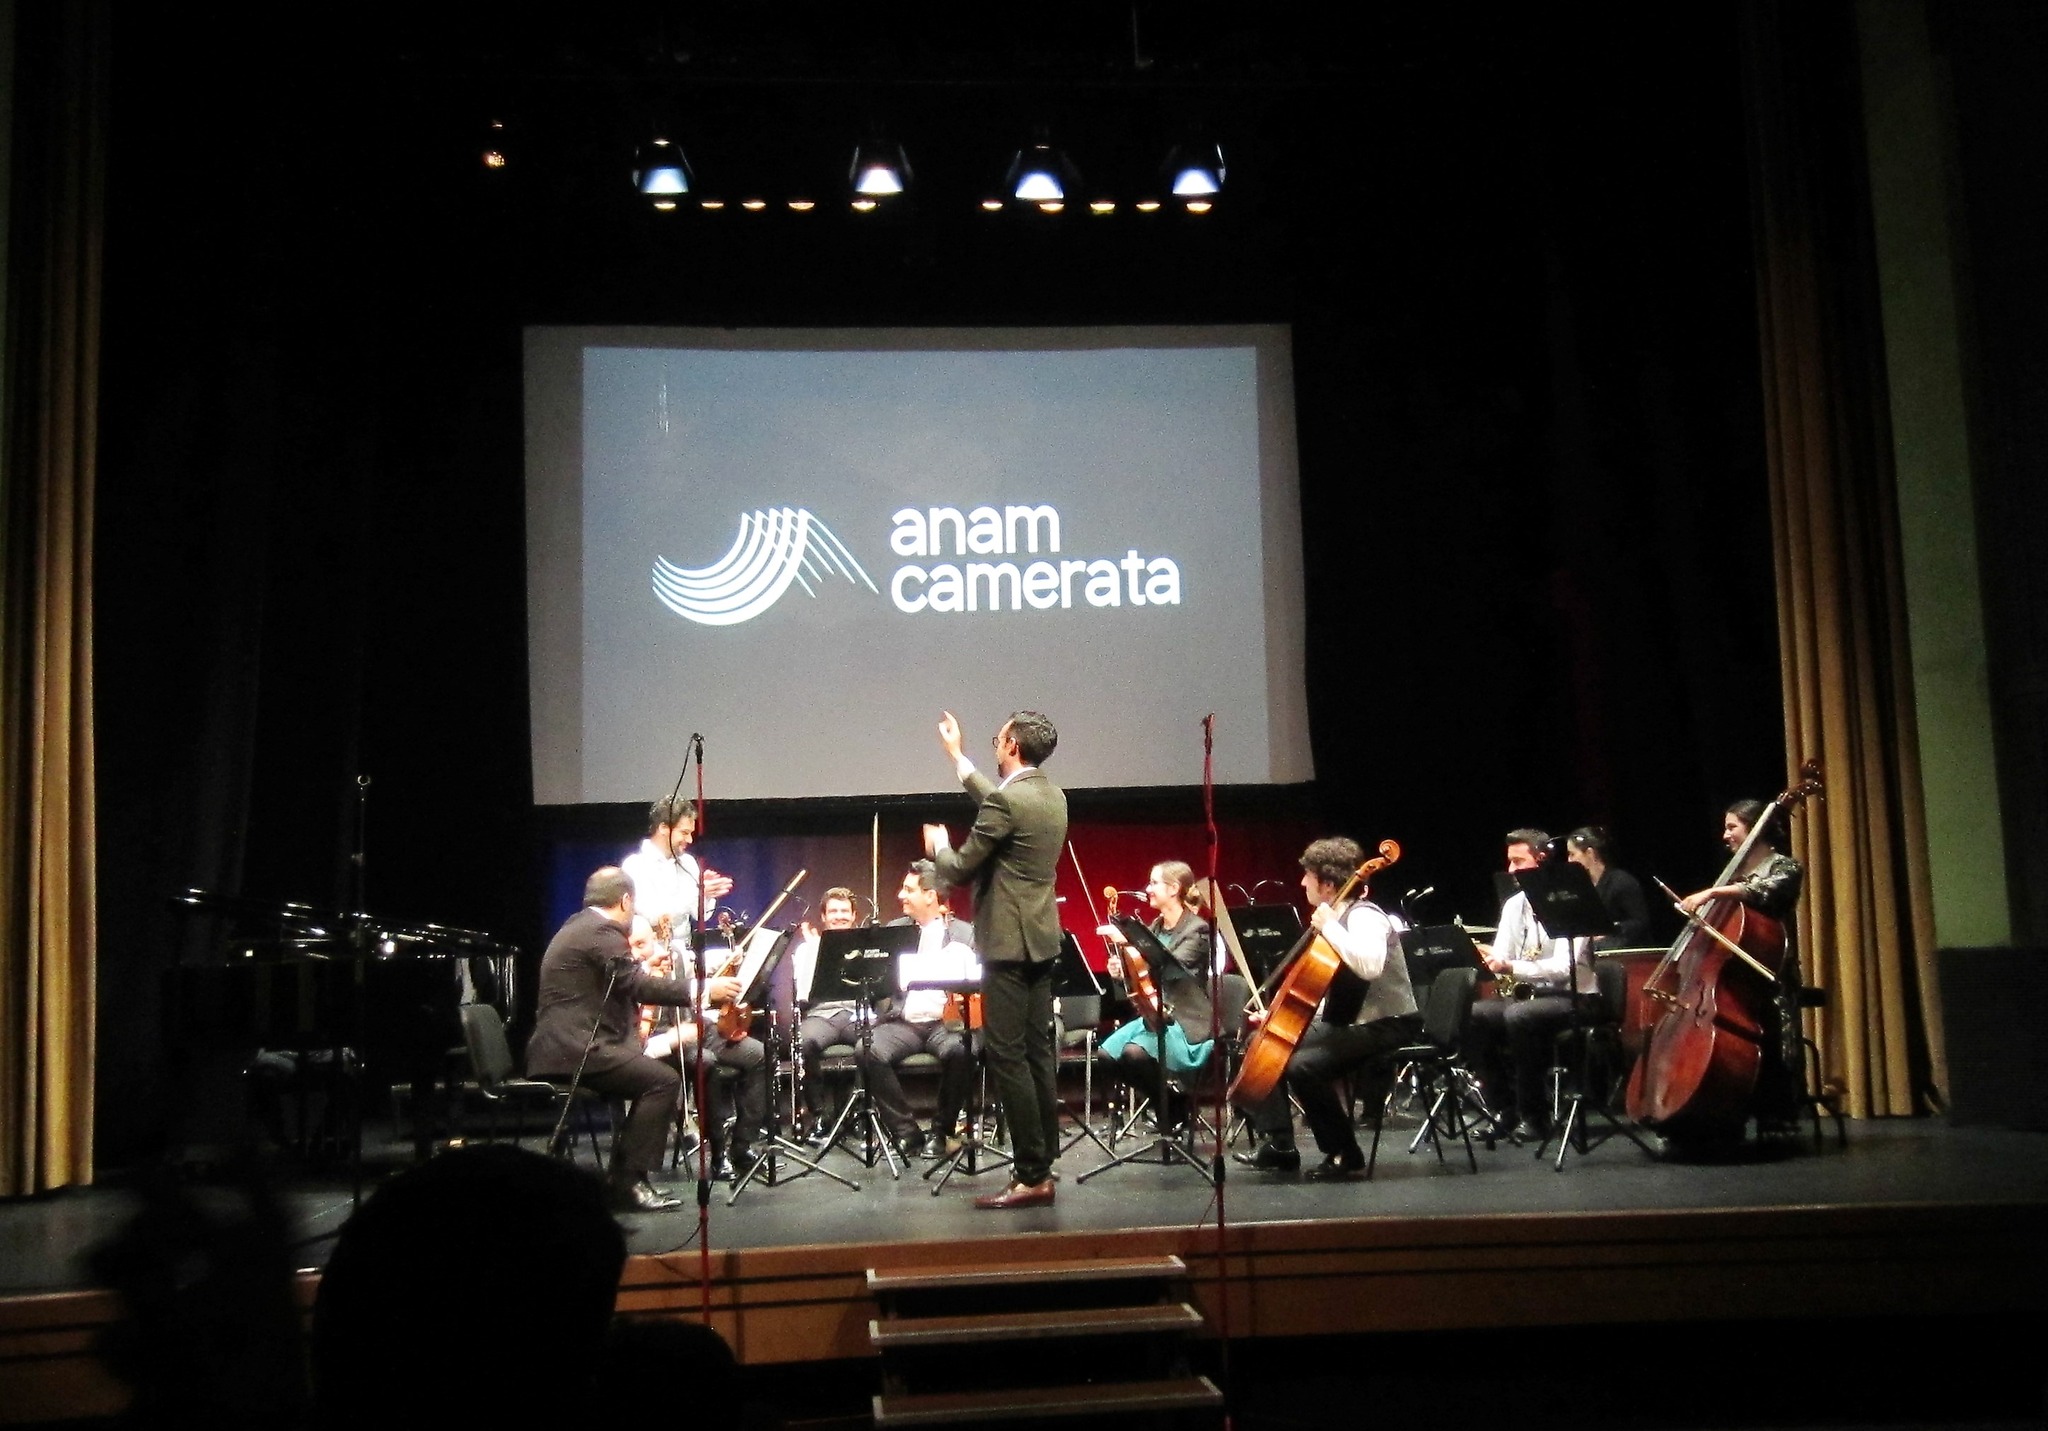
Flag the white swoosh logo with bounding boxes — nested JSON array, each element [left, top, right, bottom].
[[652, 508, 878, 626]]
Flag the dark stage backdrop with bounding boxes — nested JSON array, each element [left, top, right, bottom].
[[88, 10, 1784, 1166]]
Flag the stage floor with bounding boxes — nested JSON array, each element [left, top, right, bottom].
[[5, 1113, 2046, 1427], [4, 1113, 2045, 1292]]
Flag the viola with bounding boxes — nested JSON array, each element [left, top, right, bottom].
[[1228, 840, 1401, 1107], [1625, 761, 1820, 1141], [1106, 886, 1167, 1032]]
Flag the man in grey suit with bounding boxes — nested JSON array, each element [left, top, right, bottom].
[[923, 709, 1068, 1209]]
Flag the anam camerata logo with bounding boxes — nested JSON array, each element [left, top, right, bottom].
[[652, 502, 1182, 626], [651, 508, 876, 627]]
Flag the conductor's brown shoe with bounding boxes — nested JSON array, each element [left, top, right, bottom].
[[974, 1178, 1055, 1210]]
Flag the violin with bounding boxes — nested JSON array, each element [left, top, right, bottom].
[[1228, 840, 1401, 1107], [705, 870, 810, 1041], [1624, 761, 1820, 1141], [1105, 886, 1167, 1032]]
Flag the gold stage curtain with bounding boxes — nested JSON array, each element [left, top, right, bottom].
[[1, 1, 108, 1195], [1741, 1, 1942, 1118]]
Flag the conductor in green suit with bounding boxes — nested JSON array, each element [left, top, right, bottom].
[[923, 709, 1069, 1209]]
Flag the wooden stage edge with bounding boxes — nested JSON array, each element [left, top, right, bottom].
[[7, 1198, 2043, 1422]]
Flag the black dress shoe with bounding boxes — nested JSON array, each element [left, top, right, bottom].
[[1232, 1143, 1301, 1172], [1506, 1120, 1547, 1144], [610, 1179, 682, 1213], [1304, 1151, 1366, 1181]]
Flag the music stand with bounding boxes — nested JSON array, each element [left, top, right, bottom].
[[1077, 916, 1215, 1186], [808, 925, 918, 1177], [917, 949, 1013, 1195], [1510, 864, 1653, 1167], [1225, 903, 1303, 985], [1398, 922, 1486, 993], [725, 931, 861, 1202]]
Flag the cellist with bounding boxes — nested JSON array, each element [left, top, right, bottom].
[[1676, 798, 1807, 1133], [1093, 860, 1216, 1135], [1233, 838, 1421, 1180]]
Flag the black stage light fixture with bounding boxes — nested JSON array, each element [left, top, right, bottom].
[[850, 135, 910, 201], [1164, 139, 1225, 208], [1001, 130, 1080, 212], [633, 136, 693, 209]]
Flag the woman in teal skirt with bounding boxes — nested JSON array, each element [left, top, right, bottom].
[[1096, 861, 1216, 1133]]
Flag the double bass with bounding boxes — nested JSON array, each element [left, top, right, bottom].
[[1227, 840, 1401, 1106], [1625, 761, 1821, 1141]]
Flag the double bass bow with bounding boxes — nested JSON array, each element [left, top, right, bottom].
[[1624, 761, 1821, 1140], [1227, 840, 1401, 1107]]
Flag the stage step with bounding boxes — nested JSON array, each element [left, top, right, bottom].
[[869, 1301, 1205, 1348], [873, 1374, 1222, 1428], [867, 1254, 1186, 1297], [867, 1254, 1214, 1428]]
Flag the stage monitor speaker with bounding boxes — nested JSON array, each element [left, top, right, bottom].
[[1936, 946, 2048, 1131]]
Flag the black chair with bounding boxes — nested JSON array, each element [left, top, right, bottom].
[[1055, 993, 1112, 1157], [456, 1004, 612, 1165], [1369, 967, 1481, 1175], [1796, 985, 1847, 1148]]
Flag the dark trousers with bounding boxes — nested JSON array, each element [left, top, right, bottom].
[[1467, 992, 1577, 1128], [691, 1029, 767, 1150], [983, 957, 1058, 1185], [1247, 1015, 1421, 1156], [574, 1048, 682, 1181], [798, 1006, 862, 1121], [861, 1018, 972, 1142]]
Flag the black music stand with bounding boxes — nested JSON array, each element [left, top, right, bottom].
[[1398, 922, 1487, 993], [1392, 921, 1499, 1141], [726, 932, 861, 1202], [1225, 903, 1303, 985], [919, 956, 1014, 1195], [809, 925, 918, 1177], [1510, 864, 1651, 1167], [1077, 916, 1215, 1186]]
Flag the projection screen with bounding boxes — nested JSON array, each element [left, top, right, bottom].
[[525, 326, 1309, 803]]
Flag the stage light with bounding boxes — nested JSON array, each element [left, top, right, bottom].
[[1003, 133, 1078, 205], [850, 137, 910, 198], [634, 137, 692, 199], [789, 199, 816, 212], [700, 199, 725, 211], [980, 198, 1004, 212], [481, 119, 509, 171], [1166, 141, 1225, 198], [1134, 199, 1162, 213], [1088, 200, 1116, 215], [741, 198, 767, 211], [1185, 200, 1213, 214], [852, 198, 879, 212]]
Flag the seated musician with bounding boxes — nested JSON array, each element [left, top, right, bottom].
[[868, 861, 978, 1161], [1677, 798, 1807, 1133], [1094, 860, 1216, 1135], [1564, 825, 1651, 949], [1234, 838, 1421, 1179], [1467, 827, 1589, 1143], [524, 868, 705, 1212], [787, 887, 862, 1142], [626, 914, 769, 1182]]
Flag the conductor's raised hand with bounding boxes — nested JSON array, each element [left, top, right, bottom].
[[937, 710, 964, 762], [921, 823, 948, 856]]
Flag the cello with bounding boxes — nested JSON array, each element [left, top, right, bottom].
[[1625, 761, 1821, 1141], [1228, 840, 1401, 1106]]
